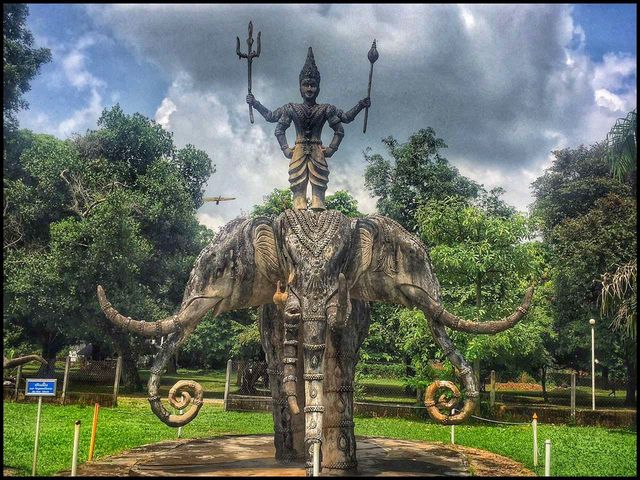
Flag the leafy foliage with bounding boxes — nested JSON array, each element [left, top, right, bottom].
[[3, 4, 51, 133], [3, 107, 214, 389]]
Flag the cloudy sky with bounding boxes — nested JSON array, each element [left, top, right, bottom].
[[19, 4, 636, 230]]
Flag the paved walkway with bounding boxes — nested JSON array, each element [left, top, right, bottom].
[[56, 435, 533, 477]]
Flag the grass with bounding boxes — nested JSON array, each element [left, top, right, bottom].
[[3, 398, 636, 477]]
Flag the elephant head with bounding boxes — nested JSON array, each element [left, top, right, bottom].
[[97, 216, 284, 426], [347, 215, 534, 424], [98, 209, 533, 433]]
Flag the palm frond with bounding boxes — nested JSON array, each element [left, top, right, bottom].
[[599, 258, 637, 339], [606, 109, 637, 181]]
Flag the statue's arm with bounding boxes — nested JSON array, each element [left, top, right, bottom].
[[274, 107, 294, 158], [246, 94, 282, 123], [339, 97, 371, 124], [325, 107, 345, 158]]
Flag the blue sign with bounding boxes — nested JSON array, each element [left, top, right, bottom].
[[25, 379, 57, 397]]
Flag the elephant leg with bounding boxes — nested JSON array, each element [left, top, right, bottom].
[[322, 299, 371, 474], [260, 303, 305, 463]]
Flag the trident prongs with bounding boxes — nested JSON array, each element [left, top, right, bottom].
[[236, 21, 261, 124]]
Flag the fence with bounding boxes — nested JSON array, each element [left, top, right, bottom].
[[222, 360, 636, 425], [3, 355, 122, 407]]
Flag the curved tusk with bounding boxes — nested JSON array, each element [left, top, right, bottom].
[[97, 285, 219, 337], [423, 286, 534, 334]]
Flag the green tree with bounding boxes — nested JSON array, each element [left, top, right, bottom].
[[364, 128, 479, 232], [532, 143, 637, 405], [416, 194, 553, 396], [251, 188, 360, 217], [3, 107, 214, 390], [3, 4, 51, 135]]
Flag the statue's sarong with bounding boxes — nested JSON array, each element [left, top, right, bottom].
[[289, 140, 328, 190]]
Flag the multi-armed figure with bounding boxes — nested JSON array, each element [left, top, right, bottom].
[[247, 48, 370, 210]]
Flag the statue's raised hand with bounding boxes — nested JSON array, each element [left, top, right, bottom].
[[360, 97, 371, 109], [246, 93, 257, 106]]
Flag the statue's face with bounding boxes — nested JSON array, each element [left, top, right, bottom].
[[300, 78, 319, 102]]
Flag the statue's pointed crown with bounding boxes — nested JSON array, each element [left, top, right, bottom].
[[299, 47, 321, 84]]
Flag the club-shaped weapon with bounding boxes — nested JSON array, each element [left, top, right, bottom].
[[236, 21, 261, 124], [363, 39, 378, 134]]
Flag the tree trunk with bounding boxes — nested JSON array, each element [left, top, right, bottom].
[[540, 366, 548, 403], [113, 334, 142, 392], [624, 357, 637, 407], [37, 333, 64, 376], [165, 354, 178, 375], [476, 274, 482, 308]]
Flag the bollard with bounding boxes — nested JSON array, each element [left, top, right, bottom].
[[71, 420, 81, 476], [61, 355, 71, 405], [490, 370, 496, 407], [570, 372, 576, 420], [177, 408, 184, 438], [450, 408, 456, 445], [312, 442, 321, 476], [223, 359, 233, 411], [88, 403, 100, 461], [544, 439, 551, 476], [14, 365, 22, 401], [112, 356, 122, 407], [32, 396, 43, 476], [532, 413, 538, 467]]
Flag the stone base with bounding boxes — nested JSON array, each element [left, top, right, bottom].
[[55, 435, 485, 476]]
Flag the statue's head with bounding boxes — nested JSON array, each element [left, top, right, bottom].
[[299, 47, 320, 102]]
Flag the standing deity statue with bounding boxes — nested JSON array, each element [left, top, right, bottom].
[[247, 47, 371, 210]]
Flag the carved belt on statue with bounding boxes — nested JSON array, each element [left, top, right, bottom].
[[295, 139, 322, 155]]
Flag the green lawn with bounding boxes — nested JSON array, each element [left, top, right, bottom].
[[3, 399, 636, 477]]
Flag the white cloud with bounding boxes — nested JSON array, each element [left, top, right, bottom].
[[65, 4, 633, 221]]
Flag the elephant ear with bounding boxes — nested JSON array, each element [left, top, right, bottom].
[[349, 221, 374, 287], [253, 222, 281, 282]]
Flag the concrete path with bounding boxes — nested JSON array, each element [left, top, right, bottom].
[[56, 434, 532, 477]]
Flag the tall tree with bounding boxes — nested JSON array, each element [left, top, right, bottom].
[[364, 128, 479, 233], [532, 143, 637, 405], [4, 106, 214, 389], [3, 4, 51, 135]]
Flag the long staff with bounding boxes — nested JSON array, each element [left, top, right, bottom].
[[236, 21, 261, 124], [363, 40, 378, 133]]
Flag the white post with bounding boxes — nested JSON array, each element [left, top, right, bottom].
[[223, 359, 233, 411], [61, 355, 71, 405], [544, 439, 551, 477], [312, 442, 320, 476], [32, 396, 43, 476], [589, 318, 596, 410], [71, 420, 81, 476], [532, 413, 538, 467], [113, 356, 122, 407], [490, 370, 496, 407], [177, 408, 184, 438], [570, 372, 576, 419], [450, 408, 456, 445], [14, 365, 22, 401]]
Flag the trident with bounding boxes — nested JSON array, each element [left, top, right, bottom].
[[363, 39, 378, 134], [236, 21, 261, 124]]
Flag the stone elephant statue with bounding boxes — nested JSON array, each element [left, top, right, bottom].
[[97, 209, 533, 474]]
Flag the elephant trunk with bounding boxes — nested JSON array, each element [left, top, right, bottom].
[[3, 355, 47, 369], [423, 311, 480, 425], [147, 330, 204, 427], [283, 292, 302, 415], [302, 312, 327, 474]]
